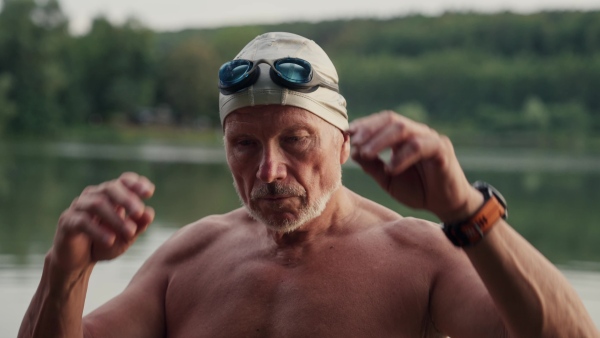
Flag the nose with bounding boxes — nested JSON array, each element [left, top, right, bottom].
[[256, 145, 287, 183]]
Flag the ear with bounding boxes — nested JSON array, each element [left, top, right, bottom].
[[340, 131, 351, 164]]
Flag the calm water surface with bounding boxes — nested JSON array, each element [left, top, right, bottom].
[[1, 143, 599, 336]]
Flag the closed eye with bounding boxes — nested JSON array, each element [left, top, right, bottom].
[[238, 139, 255, 146], [233, 138, 258, 149], [284, 135, 309, 144]]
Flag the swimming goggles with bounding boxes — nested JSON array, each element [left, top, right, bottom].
[[218, 57, 339, 95]]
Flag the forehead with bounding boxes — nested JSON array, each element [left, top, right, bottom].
[[224, 105, 330, 134]]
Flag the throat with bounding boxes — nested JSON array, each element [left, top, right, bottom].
[[266, 223, 324, 267], [271, 244, 310, 267]]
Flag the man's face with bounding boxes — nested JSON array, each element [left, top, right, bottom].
[[224, 105, 348, 233]]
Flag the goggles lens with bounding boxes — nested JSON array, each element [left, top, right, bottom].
[[274, 59, 312, 83], [219, 59, 253, 86]]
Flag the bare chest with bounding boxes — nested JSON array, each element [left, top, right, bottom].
[[164, 238, 436, 338]]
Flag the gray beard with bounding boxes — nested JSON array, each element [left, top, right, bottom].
[[234, 180, 341, 233]]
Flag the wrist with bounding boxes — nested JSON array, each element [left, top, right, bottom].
[[437, 186, 485, 224], [45, 252, 95, 296], [441, 181, 508, 247]]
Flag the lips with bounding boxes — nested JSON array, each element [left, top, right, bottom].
[[250, 183, 306, 201], [260, 195, 295, 201]]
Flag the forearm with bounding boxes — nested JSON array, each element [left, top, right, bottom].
[[466, 221, 599, 337], [18, 252, 95, 338]]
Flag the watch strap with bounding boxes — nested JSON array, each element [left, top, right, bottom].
[[442, 182, 508, 247]]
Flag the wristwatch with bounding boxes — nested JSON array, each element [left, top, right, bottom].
[[442, 181, 508, 247]]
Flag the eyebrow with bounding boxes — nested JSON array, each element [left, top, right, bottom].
[[280, 122, 317, 133]]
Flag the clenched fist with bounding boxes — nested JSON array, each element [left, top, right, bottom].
[[49, 172, 156, 273]]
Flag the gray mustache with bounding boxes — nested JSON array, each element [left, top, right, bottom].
[[251, 183, 306, 200]]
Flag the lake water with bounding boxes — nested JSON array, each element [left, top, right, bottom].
[[1, 142, 599, 336]]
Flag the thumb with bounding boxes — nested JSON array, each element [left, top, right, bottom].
[[351, 146, 390, 189]]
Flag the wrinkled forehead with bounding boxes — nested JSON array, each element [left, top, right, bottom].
[[224, 105, 329, 134]]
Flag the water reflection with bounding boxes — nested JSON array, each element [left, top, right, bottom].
[[1, 144, 600, 265], [0, 157, 242, 263]]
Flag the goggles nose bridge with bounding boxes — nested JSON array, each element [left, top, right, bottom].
[[252, 59, 276, 69]]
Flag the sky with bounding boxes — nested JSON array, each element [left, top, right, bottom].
[[59, 0, 600, 34]]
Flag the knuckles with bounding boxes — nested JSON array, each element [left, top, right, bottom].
[[81, 185, 96, 195], [405, 137, 421, 154], [99, 180, 119, 193], [439, 134, 455, 153], [88, 195, 109, 211], [381, 110, 397, 123], [119, 171, 139, 181], [58, 210, 71, 226]]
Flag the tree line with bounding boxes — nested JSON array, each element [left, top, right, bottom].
[[1, 0, 599, 144]]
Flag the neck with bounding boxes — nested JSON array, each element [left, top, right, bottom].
[[267, 186, 356, 247]]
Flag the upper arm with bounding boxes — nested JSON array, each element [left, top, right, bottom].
[[385, 218, 508, 337], [428, 243, 508, 338], [80, 216, 231, 338], [82, 248, 169, 338]]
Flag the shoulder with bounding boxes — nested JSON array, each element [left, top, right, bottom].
[[383, 217, 449, 250], [150, 207, 254, 266], [347, 190, 460, 260], [381, 216, 469, 269], [349, 191, 447, 246]]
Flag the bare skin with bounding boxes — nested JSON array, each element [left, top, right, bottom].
[[19, 106, 598, 338]]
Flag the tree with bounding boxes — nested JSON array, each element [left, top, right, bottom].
[[0, 0, 70, 135], [159, 37, 220, 126], [0, 73, 16, 133], [75, 17, 157, 123], [523, 96, 549, 131], [395, 101, 428, 123]]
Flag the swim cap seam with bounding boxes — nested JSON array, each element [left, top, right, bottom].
[[282, 88, 287, 105], [248, 85, 255, 106]]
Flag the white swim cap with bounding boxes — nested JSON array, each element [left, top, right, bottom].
[[219, 32, 348, 131]]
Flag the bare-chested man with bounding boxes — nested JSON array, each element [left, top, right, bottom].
[[19, 32, 598, 337]]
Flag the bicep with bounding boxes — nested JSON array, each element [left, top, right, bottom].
[[83, 259, 168, 338], [429, 247, 508, 338]]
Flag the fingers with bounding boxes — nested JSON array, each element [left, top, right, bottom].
[[84, 173, 154, 218], [349, 111, 445, 175], [350, 146, 389, 189], [97, 181, 145, 219], [349, 111, 429, 160], [68, 173, 156, 240], [388, 135, 444, 175], [74, 194, 134, 238], [59, 210, 116, 246], [119, 172, 155, 199], [134, 207, 155, 235]]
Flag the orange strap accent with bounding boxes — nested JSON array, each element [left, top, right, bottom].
[[459, 196, 505, 243]]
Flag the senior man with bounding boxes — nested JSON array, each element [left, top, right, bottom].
[[19, 32, 597, 337]]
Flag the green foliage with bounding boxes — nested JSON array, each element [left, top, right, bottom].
[[523, 97, 549, 131], [74, 17, 157, 123], [0, 73, 16, 132], [395, 102, 428, 123], [0, 4, 599, 147], [0, 0, 69, 135], [158, 37, 220, 125], [548, 101, 591, 133]]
